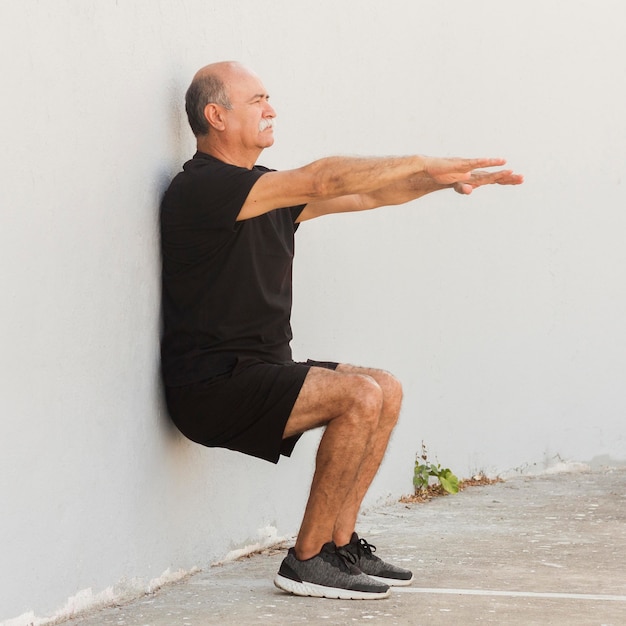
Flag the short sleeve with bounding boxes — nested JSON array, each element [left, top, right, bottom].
[[289, 204, 307, 228], [166, 155, 267, 231]]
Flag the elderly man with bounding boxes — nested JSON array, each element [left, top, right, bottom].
[[160, 61, 522, 600]]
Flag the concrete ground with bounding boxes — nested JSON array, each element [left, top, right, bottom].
[[64, 468, 626, 626]]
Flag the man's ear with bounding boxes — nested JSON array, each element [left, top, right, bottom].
[[204, 103, 226, 131]]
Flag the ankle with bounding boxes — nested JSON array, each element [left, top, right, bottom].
[[333, 530, 355, 549], [294, 542, 324, 561]]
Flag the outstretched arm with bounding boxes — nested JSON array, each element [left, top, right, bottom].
[[297, 159, 523, 221], [238, 154, 521, 221]]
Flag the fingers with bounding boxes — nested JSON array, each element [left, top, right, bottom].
[[505, 173, 524, 185], [454, 169, 524, 195], [462, 157, 507, 171], [463, 160, 522, 183], [424, 155, 523, 190], [470, 169, 524, 185], [424, 156, 509, 184]]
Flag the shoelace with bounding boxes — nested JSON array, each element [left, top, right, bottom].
[[334, 545, 359, 571], [354, 537, 377, 558]]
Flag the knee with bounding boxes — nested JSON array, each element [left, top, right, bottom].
[[345, 374, 384, 429], [378, 370, 403, 404], [375, 370, 403, 427]]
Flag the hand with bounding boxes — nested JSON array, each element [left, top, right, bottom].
[[452, 169, 524, 195], [423, 156, 523, 194], [424, 156, 508, 184]]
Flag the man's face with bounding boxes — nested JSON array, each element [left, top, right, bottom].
[[224, 69, 276, 152]]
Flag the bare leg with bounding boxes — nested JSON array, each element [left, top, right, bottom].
[[283, 365, 402, 559], [331, 366, 403, 547]]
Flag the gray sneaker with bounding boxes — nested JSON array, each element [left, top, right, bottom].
[[274, 541, 391, 599], [340, 533, 414, 586]]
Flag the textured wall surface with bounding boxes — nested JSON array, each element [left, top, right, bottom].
[[1, 1, 625, 622]]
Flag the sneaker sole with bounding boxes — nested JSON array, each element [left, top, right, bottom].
[[368, 573, 414, 587], [274, 574, 391, 600]]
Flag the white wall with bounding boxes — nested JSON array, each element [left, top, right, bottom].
[[1, 0, 625, 622]]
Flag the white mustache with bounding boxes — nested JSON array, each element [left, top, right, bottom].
[[259, 118, 275, 132]]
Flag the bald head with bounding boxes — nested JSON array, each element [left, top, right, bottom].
[[185, 61, 253, 137]]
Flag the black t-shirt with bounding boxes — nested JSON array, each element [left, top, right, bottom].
[[160, 152, 305, 386]]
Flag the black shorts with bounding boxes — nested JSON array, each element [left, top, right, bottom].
[[164, 357, 339, 464]]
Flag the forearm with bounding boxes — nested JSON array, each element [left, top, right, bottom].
[[304, 155, 428, 199], [298, 173, 450, 221], [360, 172, 451, 209]]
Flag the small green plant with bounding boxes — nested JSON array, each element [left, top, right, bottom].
[[413, 441, 459, 495]]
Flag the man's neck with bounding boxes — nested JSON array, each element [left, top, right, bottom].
[[196, 136, 261, 170]]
